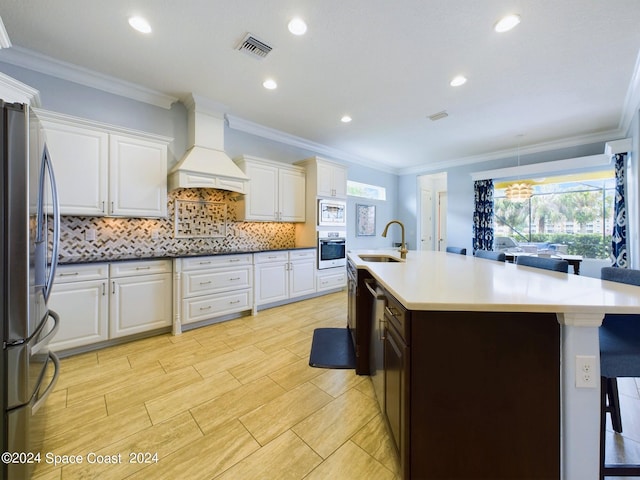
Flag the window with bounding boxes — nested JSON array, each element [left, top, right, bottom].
[[494, 171, 615, 259], [347, 180, 386, 201]]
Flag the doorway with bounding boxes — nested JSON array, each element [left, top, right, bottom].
[[418, 173, 447, 251]]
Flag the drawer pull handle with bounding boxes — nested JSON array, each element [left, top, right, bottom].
[[268, 255, 277, 259], [135, 266, 151, 270], [229, 258, 240, 262], [199, 305, 212, 310], [199, 281, 212, 285], [199, 261, 212, 265], [229, 277, 241, 281], [59, 272, 80, 276], [385, 306, 400, 318], [229, 300, 240, 304]]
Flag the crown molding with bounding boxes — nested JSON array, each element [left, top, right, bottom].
[[398, 127, 626, 177], [0, 71, 40, 106], [0, 46, 177, 109], [0, 16, 11, 49], [225, 113, 399, 174]]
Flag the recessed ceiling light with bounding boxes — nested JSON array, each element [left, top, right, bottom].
[[494, 14, 521, 33], [128, 16, 152, 34], [450, 75, 467, 87], [288, 17, 307, 35], [341, 115, 352, 123], [263, 79, 278, 90]]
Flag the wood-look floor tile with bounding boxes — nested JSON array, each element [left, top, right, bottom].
[[145, 370, 241, 424], [96, 334, 173, 362], [40, 404, 151, 464], [105, 365, 202, 415], [157, 339, 233, 372], [125, 337, 201, 368], [268, 358, 324, 391], [311, 367, 368, 398], [254, 329, 311, 354], [239, 382, 333, 446], [215, 430, 322, 480], [190, 376, 286, 434], [125, 419, 259, 480], [31, 467, 61, 480], [65, 360, 165, 405], [53, 356, 131, 392], [351, 413, 401, 475], [40, 395, 106, 438], [193, 345, 268, 378], [305, 440, 396, 480], [57, 411, 203, 479], [292, 388, 378, 458], [228, 348, 301, 384], [221, 326, 282, 350]]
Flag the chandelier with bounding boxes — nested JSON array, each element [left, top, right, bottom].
[[505, 182, 533, 202]]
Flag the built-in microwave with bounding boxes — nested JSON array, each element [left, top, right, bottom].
[[318, 199, 346, 227], [318, 231, 346, 269]]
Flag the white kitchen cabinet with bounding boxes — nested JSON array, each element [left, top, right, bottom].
[[48, 264, 109, 351], [316, 159, 347, 198], [234, 155, 305, 222], [34, 109, 170, 218], [254, 249, 316, 306], [174, 254, 254, 332], [109, 135, 168, 217], [109, 260, 172, 338], [316, 266, 347, 292]]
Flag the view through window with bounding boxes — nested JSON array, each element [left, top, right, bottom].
[[493, 171, 615, 259]]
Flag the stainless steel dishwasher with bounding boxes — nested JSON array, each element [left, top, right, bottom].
[[364, 278, 386, 412]]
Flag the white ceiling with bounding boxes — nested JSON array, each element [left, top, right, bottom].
[[1, 0, 640, 173]]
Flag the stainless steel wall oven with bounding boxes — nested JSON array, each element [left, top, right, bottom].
[[317, 231, 346, 269]]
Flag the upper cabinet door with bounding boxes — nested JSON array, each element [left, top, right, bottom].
[[316, 161, 347, 198], [41, 120, 109, 216], [244, 161, 279, 221], [109, 135, 167, 218], [278, 168, 305, 222]]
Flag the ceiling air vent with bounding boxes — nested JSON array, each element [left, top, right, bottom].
[[428, 110, 449, 121], [237, 33, 273, 59]]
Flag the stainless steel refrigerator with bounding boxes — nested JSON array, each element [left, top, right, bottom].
[[1, 101, 61, 479]]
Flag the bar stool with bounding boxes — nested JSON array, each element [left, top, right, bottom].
[[473, 249, 506, 262], [516, 255, 569, 273], [599, 266, 640, 479], [446, 246, 466, 255]]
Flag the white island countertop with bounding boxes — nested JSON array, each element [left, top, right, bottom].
[[348, 249, 640, 480], [348, 249, 640, 325]]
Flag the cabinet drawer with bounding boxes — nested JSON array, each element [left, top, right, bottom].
[[289, 249, 316, 261], [181, 254, 253, 271], [182, 266, 252, 297], [254, 251, 288, 264], [317, 270, 346, 291], [182, 289, 252, 324], [384, 292, 409, 344], [55, 263, 109, 283], [110, 259, 171, 278]]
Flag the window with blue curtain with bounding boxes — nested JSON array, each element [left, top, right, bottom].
[[473, 179, 494, 252]]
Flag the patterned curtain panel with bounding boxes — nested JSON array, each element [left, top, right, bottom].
[[473, 179, 494, 252], [611, 153, 628, 267]]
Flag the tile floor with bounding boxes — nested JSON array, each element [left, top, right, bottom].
[[31, 290, 640, 479], [32, 292, 400, 480]]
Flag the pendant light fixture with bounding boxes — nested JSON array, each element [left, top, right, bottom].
[[505, 135, 533, 202]]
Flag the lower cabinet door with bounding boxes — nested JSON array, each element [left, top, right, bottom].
[[48, 279, 109, 351], [384, 321, 408, 473], [110, 273, 172, 338], [255, 262, 288, 305], [289, 259, 316, 298]]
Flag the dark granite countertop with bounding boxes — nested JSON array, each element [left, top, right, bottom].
[[58, 246, 317, 265]]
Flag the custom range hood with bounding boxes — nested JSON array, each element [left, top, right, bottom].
[[168, 93, 248, 193]]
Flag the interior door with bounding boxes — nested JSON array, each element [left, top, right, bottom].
[[437, 191, 447, 252], [420, 188, 433, 250]]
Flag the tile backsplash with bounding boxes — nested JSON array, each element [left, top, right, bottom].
[[58, 188, 298, 261]]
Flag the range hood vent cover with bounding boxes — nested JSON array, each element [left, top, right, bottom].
[[168, 94, 249, 193], [236, 33, 273, 59]]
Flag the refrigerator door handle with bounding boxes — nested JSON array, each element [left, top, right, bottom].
[[31, 310, 59, 355], [31, 351, 60, 414], [36, 144, 60, 303]]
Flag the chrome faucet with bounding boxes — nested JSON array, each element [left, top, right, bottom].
[[382, 220, 408, 259]]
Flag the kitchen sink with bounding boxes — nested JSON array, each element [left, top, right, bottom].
[[357, 254, 403, 263]]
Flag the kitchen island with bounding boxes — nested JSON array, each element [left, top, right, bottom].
[[348, 249, 640, 480]]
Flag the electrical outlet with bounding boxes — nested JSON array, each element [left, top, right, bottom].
[[84, 229, 96, 241], [151, 229, 160, 240], [575, 355, 597, 388]]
